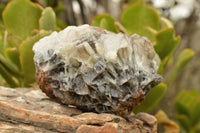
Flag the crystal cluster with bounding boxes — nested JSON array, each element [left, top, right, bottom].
[[33, 25, 162, 116]]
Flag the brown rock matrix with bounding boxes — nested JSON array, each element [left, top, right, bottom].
[[0, 87, 157, 133], [33, 25, 162, 116]]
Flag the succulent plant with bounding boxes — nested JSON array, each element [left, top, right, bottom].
[[33, 25, 162, 116], [175, 90, 200, 133], [0, 0, 63, 87]]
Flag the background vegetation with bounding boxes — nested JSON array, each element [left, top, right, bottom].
[[0, 0, 199, 132]]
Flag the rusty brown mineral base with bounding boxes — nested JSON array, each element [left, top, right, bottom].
[[35, 65, 145, 116]]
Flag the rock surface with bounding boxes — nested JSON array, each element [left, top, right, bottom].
[[0, 86, 157, 133]]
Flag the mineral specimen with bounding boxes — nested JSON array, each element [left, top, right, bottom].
[[33, 25, 162, 116]]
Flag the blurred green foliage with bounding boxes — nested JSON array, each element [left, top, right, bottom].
[[91, 2, 194, 113], [133, 83, 167, 113], [3, 0, 42, 39], [0, 0, 62, 87], [39, 7, 56, 31], [121, 2, 159, 42], [91, 14, 118, 33], [175, 90, 200, 133]]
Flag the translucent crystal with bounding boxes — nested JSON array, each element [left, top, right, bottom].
[[33, 25, 162, 116]]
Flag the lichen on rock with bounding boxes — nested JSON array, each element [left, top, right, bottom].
[[33, 25, 162, 116]]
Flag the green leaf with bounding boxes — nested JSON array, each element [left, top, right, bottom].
[[160, 17, 173, 29], [39, 7, 56, 31], [56, 18, 67, 30], [0, 54, 21, 77], [193, 121, 200, 133], [191, 102, 200, 127], [5, 47, 20, 69], [166, 49, 194, 87], [7, 35, 23, 48], [121, 2, 159, 42], [0, 63, 18, 87], [36, 0, 54, 7], [0, 75, 2, 85], [128, 0, 151, 4], [175, 102, 190, 117], [54, 1, 65, 15], [175, 90, 200, 127], [0, 26, 8, 55], [115, 21, 128, 34], [100, 18, 111, 31], [157, 56, 170, 74], [91, 14, 118, 33], [175, 90, 198, 114], [176, 114, 191, 132], [0, 3, 6, 22], [3, 0, 42, 39], [154, 28, 180, 60], [133, 83, 167, 113], [19, 31, 50, 86], [0, 28, 5, 55]]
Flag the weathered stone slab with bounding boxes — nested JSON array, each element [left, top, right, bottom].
[[0, 86, 157, 133]]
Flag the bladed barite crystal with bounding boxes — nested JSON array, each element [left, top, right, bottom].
[[33, 25, 162, 116]]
